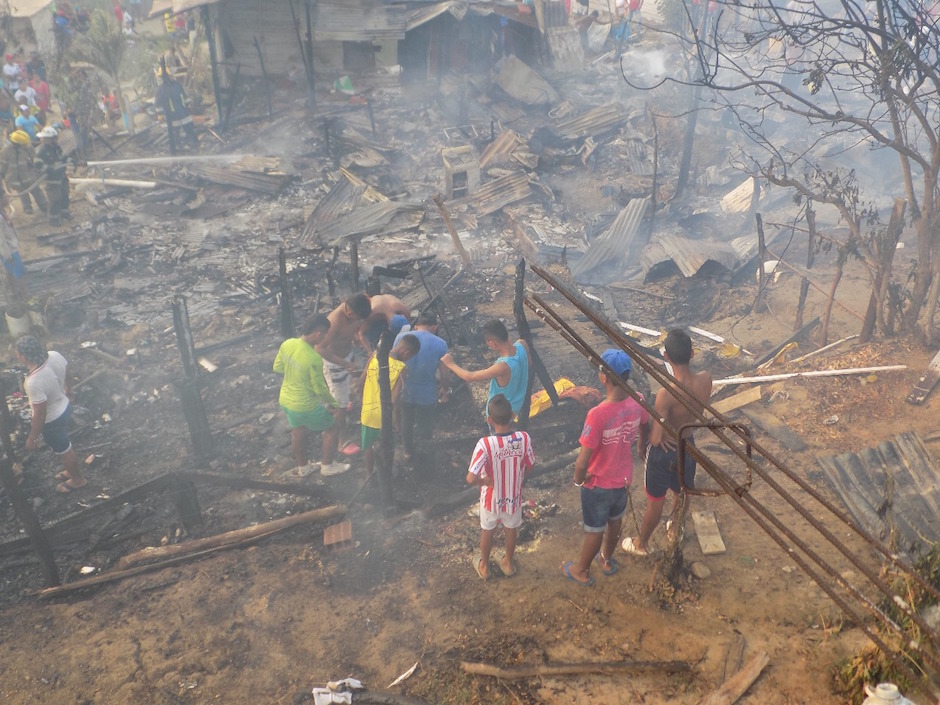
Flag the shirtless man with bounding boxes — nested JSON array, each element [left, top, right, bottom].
[[359, 293, 410, 353], [316, 293, 372, 450], [621, 328, 713, 556]]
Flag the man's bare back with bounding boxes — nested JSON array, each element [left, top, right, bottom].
[[651, 369, 712, 449], [367, 294, 409, 322], [317, 293, 371, 364]]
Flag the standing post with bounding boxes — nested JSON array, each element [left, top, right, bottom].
[[754, 213, 766, 312], [376, 331, 395, 512], [278, 247, 294, 339], [252, 36, 273, 118], [172, 297, 198, 378], [0, 380, 59, 586], [201, 6, 224, 128], [349, 240, 360, 292], [513, 259, 558, 429], [432, 195, 473, 269], [305, 0, 316, 110]]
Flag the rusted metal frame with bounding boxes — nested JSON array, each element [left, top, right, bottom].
[[529, 262, 940, 606], [526, 290, 940, 679], [687, 439, 937, 703], [528, 268, 940, 663], [677, 422, 752, 497]]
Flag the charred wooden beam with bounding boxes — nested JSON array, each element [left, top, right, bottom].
[[513, 259, 557, 429], [376, 331, 395, 512]]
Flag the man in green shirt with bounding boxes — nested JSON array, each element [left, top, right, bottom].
[[273, 314, 350, 476]]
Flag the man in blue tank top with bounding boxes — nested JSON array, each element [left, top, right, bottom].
[[441, 318, 530, 419]]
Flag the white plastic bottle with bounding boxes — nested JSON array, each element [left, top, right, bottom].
[[862, 683, 914, 705]]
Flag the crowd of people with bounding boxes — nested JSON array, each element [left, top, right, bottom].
[[271, 291, 713, 587]]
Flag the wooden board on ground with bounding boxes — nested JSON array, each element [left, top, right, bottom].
[[692, 510, 726, 555], [709, 386, 762, 416], [741, 405, 807, 452], [906, 349, 940, 405]]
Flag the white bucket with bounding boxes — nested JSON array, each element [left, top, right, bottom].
[[5, 312, 30, 337]]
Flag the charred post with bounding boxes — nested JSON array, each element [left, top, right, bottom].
[[278, 247, 294, 339], [175, 379, 216, 462], [376, 331, 395, 512], [513, 259, 557, 429], [172, 297, 199, 378]]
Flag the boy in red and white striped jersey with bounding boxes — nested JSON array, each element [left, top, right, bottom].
[[466, 394, 535, 580]]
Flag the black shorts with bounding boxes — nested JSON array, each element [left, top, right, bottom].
[[644, 440, 696, 500]]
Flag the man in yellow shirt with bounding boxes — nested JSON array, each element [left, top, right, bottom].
[[359, 334, 420, 478], [273, 314, 349, 476]]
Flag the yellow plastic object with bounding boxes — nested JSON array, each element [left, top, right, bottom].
[[9, 130, 29, 145], [529, 378, 576, 418], [719, 341, 742, 358]]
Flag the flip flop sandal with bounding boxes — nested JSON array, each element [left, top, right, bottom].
[[472, 552, 489, 581], [595, 553, 618, 576], [56, 480, 87, 494], [498, 557, 517, 577], [561, 561, 594, 587]]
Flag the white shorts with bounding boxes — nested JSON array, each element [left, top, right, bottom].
[[479, 502, 523, 531], [324, 353, 353, 406]]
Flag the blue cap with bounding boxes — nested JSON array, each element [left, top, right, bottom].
[[601, 348, 632, 376], [389, 314, 409, 338]]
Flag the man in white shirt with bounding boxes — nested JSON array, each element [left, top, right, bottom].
[[16, 335, 84, 493]]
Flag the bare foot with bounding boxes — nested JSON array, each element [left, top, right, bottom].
[[499, 556, 516, 577]]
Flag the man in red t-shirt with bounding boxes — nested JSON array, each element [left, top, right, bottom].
[[562, 349, 650, 587]]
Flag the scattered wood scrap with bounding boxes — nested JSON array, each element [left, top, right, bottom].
[[115, 504, 347, 569], [460, 659, 691, 680], [709, 386, 762, 416], [698, 652, 770, 705], [740, 406, 807, 452], [189, 156, 293, 195], [692, 510, 727, 555], [906, 348, 940, 405]]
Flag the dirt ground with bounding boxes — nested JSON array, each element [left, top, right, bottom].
[[0, 39, 935, 705]]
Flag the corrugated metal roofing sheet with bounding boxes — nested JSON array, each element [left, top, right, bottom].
[[406, 0, 468, 30], [818, 432, 940, 554], [479, 129, 524, 168], [552, 103, 627, 141], [641, 231, 739, 279], [315, 200, 426, 245], [449, 172, 532, 217], [314, 0, 409, 41], [300, 178, 367, 250], [570, 197, 649, 278]]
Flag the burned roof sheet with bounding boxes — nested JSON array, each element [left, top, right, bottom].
[[314, 0, 409, 41], [551, 103, 627, 141], [479, 129, 525, 168], [406, 0, 468, 30], [314, 200, 426, 246], [641, 231, 739, 280], [570, 197, 649, 280], [817, 432, 940, 556], [449, 172, 532, 217]]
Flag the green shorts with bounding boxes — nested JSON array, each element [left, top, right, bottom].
[[282, 404, 334, 432], [361, 425, 381, 449]]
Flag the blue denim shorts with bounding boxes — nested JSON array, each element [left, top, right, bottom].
[[580, 485, 627, 532], [41, 404, 72, 454]]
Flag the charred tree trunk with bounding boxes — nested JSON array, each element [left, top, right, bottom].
[[795, 201, 816, 329], [861, 199, 906, 343], [819, 256, 846, 346]]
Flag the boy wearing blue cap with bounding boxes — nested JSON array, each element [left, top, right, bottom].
[[562, 348, 649, 587]]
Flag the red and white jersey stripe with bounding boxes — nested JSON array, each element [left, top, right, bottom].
[[467, 431, 535, 513]]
